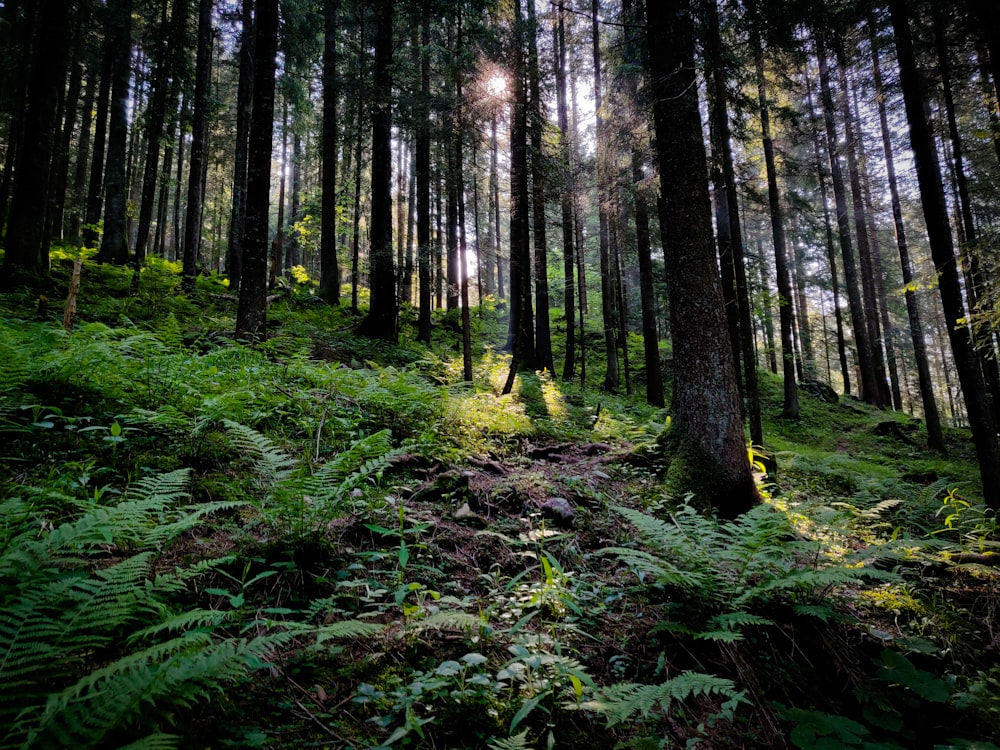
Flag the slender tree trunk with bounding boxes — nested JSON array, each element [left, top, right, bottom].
[[707, 0, 761, 442], [351, 88, 364, 314], [503, 0, 534, 393], [69, 68, 95, 244], [750, 0, 798, 418], [235, 0, 277, 340], [555, 4, 576, 381], [805, 62, 851, 394], [890, 0, 1000, 507], [646, 0, 756, 518], [816, 33, 880, 405], [228, 0, 254, 293], [527, 0, 554, 375], [182, 0, 213, 290], [836, 43, 890, 408], [593, 0, 618, 392], [319, 0, 339, 301], [358, 0, 397, 341], [417, 2, 432, 342], [870, 18, 943, 449]]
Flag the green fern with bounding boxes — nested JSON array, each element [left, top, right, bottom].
[[582, 671, 745, 726], [487, 730, 531, 750]]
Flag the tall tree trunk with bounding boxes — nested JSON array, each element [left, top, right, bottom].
[[870, 16, 943, 449], [707, 0, 760, 442], [750, 0, 798, 418], [69, 67, 96, 244], [815, 33, 880, 406], [270, 98, 287, 287], [836, 43, 890, 408], [646, 0, 756, 518], [804, 62, 851, 394], [319, 0, 339, 302], [228, 0, 254, 293], [890, 0, 1000, 508], [358, 0, 397, 341], [182, 0, 213, 290], [98, 0, 131, 266], [417, 2, 432, 342], [235, 0, 278, 339], [527, 0, 554, 376], [503, 0, 534, 391], [555, 4, 576, 381], [593, 0, 619, 392], [0, 0, 70, 289]]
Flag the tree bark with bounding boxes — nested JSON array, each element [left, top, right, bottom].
[[646, 0, 757, 518], [890, 0, 1000, 508], [235, 0, 278, 340], [357, 0, 397, 342], [228, 0, 254, 293], [182, 0, 213, 290], [0, 0, 70, 289], [98, 0, 131, 266]]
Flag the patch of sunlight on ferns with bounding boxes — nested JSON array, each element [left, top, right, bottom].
[[603, 502, 896, 636], [581, 672, 746, 726]]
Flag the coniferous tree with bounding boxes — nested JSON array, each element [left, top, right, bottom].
[[235, 0, 278, 339], [98, 0, 131, 266], [646, 0, 757, 518], [357, 0, 397, 342], [890, 0, 1000, 508]]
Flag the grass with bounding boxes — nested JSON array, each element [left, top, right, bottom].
[[1, 254, 999, 749]]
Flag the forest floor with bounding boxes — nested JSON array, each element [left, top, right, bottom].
[[2, 253, 1000, 750]]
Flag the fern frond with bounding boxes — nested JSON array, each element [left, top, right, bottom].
[[223, 419, 297, 487], [582, 672, 743, 726], [404, 611, 486, 636], [116, 733, 181, 750], [487, 730, 531, 750]]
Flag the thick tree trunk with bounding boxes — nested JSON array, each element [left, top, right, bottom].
[[646, 0, 757, 518], [98, 0, 131, 266], [235, 0, 278, 340], [890, 0, 1000, 508], [0, 0, 70, 289]]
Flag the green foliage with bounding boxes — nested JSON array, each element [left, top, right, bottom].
[[582, 672, 747, 727]]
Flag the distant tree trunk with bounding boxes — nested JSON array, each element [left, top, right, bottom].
[[287, 129, 302, 269], [890, 0, 1000, 508], [750, 0, 798, 419], [228, 0, 254, 293], [271, 99, 288, 287], [0, 0, 70, 289], [756, 233, 778, 374], [503, 0, 534, 393], [836, 43, 890, 408], [235, 0, 278, 339], [98, 0, 131, 266], [527, 0, 554, 376], [491, 114, 504, 300], [351, 88, 364, 314], [49, 28, 85, 245], [83, 50, 113, 250], [593, 0, 619, 392], [69, 68, 95, 244], [357, 0, 397, 342], [870, 17, 944, 450], [646, 0, 757, 518], [182, 0, 213, 290], [417, 2, 432, 342], [816, 33, 880, 406], [804, 63, 851, 395]]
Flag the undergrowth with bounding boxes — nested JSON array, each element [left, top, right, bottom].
[[1, 257, 999, 748]]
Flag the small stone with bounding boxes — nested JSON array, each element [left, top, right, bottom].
[[591, 470, 610, 480], [455, 502, 476, 520], [540, 497, 576, 525]]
